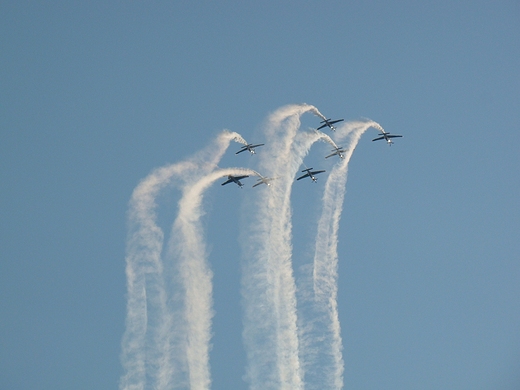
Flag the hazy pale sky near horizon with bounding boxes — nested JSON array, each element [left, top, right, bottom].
[[1, 1, 519, 389]]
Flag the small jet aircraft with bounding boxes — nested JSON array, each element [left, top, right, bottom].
[[372, 129, 403, 146], [296, 168, 326, 183], [221, 175, 249, 188], [236, 143, 265, 155], [317, 118, 344, 131], [252, 175, 277, 188], [325, 146, 346, 159]]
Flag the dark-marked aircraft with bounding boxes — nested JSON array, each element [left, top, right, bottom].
[[236, 143, 265, 155], [296, 168, 326, 183], [252, 175, 277, 188], [221, 175, 249, 188], [317, 118, 344, 131], [325, 146, 346, 159], [372, 129, 403, 145]]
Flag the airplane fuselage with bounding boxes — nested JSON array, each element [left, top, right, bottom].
[[372, 130, 402, 146], [236, 143, 264, 155], [317, 118, 344, 132], [325, 147, 346, 159], [324, 122, 337, 131], [221, 175, 249, 188]]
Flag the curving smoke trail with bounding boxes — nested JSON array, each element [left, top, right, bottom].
[[121, 160, 195, 390], [121, 105, 382, 390], [163, 167, 260, 390], [241, 104, 331, 390], [120, 130, 248, 390], [300, 120, 383, 389]]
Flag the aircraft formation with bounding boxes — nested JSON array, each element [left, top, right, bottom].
[[221, 117, 402, 188]]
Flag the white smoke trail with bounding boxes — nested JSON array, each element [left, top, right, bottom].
[[120, 130, 246, 390], [233, 134, 251, 146], [121, 161, 194, 390], [241, 104, 328, 390], [164, 167, 260, 390], [300, 120, 382, 389], [121, 106, 383, 390]]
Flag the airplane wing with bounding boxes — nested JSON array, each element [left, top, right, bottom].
[[325, 152, 337, 159], [372, 136, 385, 142], [296, 173, 310, 180], [329, 119, 344, 125], [387, 134, 402, 138], [311, 170, 326, 175], [250, 143, 265, 148], [234, 175, 249, 180], [316, 123, 328, 130], [235, 147, 248, 154], [221, 179, 233, 186]]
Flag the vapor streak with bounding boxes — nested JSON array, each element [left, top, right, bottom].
[[120, 130, 248, 390], [121, 107, 380, 390], [301, 120, 381, 389], [166, 167, 260, 390], [241, 104, 327, 390]]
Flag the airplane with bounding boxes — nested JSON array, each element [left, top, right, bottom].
[[325, 146, 346, 159], [372, 129, 403, 145], [252, 175, 277, 188], [317, 118, 344, 131], [236, 143, 265, 155], [296, 168, 326, 183], [221, 175, 249, 188]]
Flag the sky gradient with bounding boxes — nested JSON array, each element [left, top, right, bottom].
[[1, 1, 519, 389]]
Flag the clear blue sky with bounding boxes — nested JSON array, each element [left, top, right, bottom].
[[1, 1, 519, 389]]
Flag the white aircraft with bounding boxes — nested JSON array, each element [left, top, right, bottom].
[[317, 118, 344, 131], [372, 129, 403, 145], [252, 175, 277, 188], [325, 146, 346, 159], [221, 175, 249, 188], [236, 143, 265, 155], [296, 168, 326, 183]]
